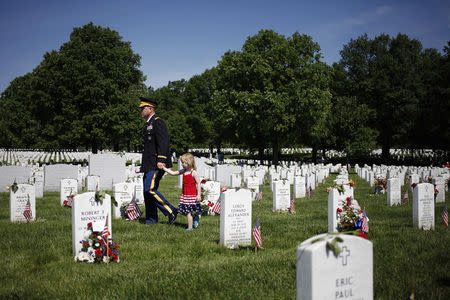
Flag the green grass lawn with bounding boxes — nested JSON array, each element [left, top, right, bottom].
[[0, 168, 449, 299]]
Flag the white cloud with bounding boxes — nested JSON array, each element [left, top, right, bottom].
[[344, 5, 392, 26]]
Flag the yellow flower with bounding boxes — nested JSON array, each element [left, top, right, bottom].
[[6, 186, 10, 191]]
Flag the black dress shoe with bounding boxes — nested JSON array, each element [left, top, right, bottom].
[[168, 210, 178, 225]]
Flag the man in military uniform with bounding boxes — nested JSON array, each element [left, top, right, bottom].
[[139, 97, 177, 225]]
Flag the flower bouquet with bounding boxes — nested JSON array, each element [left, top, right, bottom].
[[63, 192, 76, 207], [5, 179, 18, 193], [327, 184, 345, 195], [374, 177, 387, 194], [434, 184, 439, 199], [336, 197, 369, 239], [75, 222, 119, 263]]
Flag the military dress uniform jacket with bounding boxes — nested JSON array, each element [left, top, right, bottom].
[[141, 115, 172, 173]]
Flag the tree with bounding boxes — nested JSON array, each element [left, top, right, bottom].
[[338, 33, 426, 162], [151, 80, 193, 154], [213, 30, 332, 164], [0, 22, 145, 151], [184, 68, 218, 150], [329, 63, 378, 161]]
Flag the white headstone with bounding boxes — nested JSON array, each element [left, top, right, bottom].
[[219, 189, 252, 249], [328, 188, 347, 233], [273, 180, 291, 211], [293, 176, 306, 198], [10, 183, 36, 222], [410, 174, 420, 191], [60, 178, 78, 206], [413, 183, 435, 230], [44, 164, 78, 191], [33, 171, 44, 198], [0, 166, 32, 191], [133, 177, 144, 204], [432, 177, 445, 203], [113, 182, 134, 218], [72, 192, 112, 256], [89, 154, 126, 190], [230, 173, 242, 188], [297, 233, 373, 300], [86, 175, 100, 191], [386, 178, 401, 206], [202, 180, 221, 211], [246, 176, 259, 190]]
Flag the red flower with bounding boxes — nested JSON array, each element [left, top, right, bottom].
[[357, 230, 368, 239], [201, 179, 207, 184], [346, 197, 351, 200], [111, 254, 118, 262], [411, 183, 417, 188], [87, 222, 92, 228], [95, 249, 102, 256], [221, 187, 228, 192], [207, 201, 214, 207], [337, 208, 343, 213]]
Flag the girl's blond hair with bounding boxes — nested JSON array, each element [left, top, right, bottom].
[[180, 153, 197, 171]]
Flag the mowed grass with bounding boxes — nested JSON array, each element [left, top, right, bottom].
[[0, 167, 449, 299]]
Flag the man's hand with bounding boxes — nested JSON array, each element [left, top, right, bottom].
[[157, 162, 166, 169]]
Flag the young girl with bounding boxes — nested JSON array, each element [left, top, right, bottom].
[[163, 153, 203, 230]]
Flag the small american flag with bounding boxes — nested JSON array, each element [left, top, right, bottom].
[[403, 190, 408, 202], [253, 215, 262, 248], [256, 186, 262, 200], [102, 215, 110, 241], [23, 197, 32, 222], [212, 199, 221, 214], [361, 209, 369, 233], [289, 195, 295, 214], [443, 203, 448, 228], [126, 200, 141, 220]]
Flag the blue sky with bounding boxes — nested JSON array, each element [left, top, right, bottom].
[[0, 0, 448, 93]]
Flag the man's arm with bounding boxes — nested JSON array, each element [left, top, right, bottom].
[[154, 117, 170, 169]]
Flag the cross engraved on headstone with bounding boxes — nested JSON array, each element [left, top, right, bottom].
[[425, 185, 429, 192], [339, 246, 351, 266], [89, 196, 97, 206]]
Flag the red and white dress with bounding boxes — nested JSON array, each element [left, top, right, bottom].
[[178, 172, 203, 215]]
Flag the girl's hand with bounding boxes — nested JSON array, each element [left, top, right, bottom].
[[196, 195, 202, 202]]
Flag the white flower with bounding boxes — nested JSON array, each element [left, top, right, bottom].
[[88, 256, 95, 263], [89, 240, 93, 246], [95, 243, 100, 247], [77, 251, 88, 262], [103, 256, 110, 263], [87, 247, 94, 255]]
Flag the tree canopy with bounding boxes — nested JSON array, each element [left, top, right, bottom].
[[0, 24, 448, 164]]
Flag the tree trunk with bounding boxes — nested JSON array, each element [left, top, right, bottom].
[[258, 146, 264, 165], [312, 146, 317, 163], [92, 141, 98, 154], [272, 136, 279, 166]]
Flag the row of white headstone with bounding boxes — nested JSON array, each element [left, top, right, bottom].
[[8, 163, 370, 300]]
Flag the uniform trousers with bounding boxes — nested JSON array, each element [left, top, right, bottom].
[[143, 170, 176, 223]]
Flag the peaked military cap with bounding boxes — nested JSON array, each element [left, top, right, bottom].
[[139, 97, 158, 108]]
